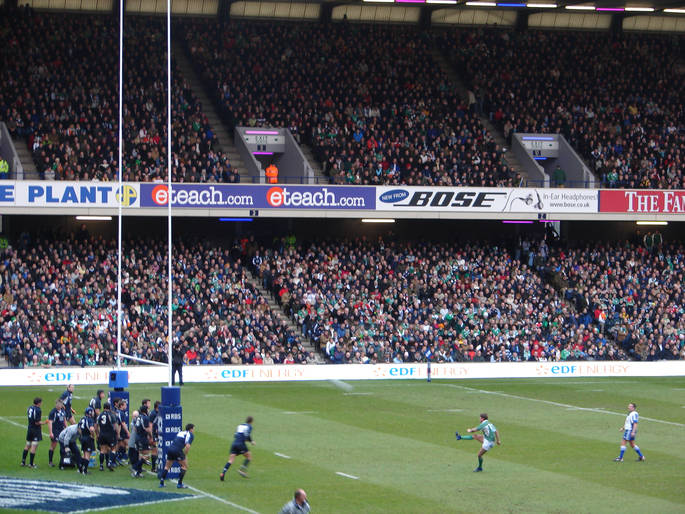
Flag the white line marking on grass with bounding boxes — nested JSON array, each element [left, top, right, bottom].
[[0, 417, 58, 439], [70, 495, 199, 513], [441, 384, 685, 427], [335, 472, 359, 480], [330, 380, 353, 392], [145, 471, 259, 513], [0, 416, 25, 429], [282, 411, 316, 415], [343, 392, 373, 396], [274, 452, 291, 459], [427, 409, 463, 413]]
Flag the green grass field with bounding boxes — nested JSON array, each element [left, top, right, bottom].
[[1, 377, 684, 513]]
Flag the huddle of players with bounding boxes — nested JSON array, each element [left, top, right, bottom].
[[23, 386, 163, 477]]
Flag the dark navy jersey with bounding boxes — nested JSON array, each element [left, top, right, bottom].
[[89, 396, 102, 412], [232, 423, 253, 445], [48, 407, 67, 436], [27, 405, 42, 427], [97, 411, 117, 436], [59, 389, 73, 413], [78, 416, 95, 439], [168, 430, 194, 453], [149, 409, 159, 436], [134, 413, 150, 437], [116, 410, 129, 436]]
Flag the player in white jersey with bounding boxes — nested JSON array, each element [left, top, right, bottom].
[[614, 403, 645, 462]]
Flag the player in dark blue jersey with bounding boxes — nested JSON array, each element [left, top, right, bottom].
[[113, 398, 129, 467], [220, 416, 255, 481], [22, 397, 47, 468], [159, 423, 194, 489], [89, 390, 105, 417], [149, 401, 161, 472], [78, 407, 96, 474], [96, 402, 119, 471], [130, 405, 152, 477], [59, 384, 76, 424], [47, 399, 67, 467]]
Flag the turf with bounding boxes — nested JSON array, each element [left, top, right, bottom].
[[0, 377, 683, 513]]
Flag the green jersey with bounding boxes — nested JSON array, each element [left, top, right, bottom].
[[476, 420, 497, 442]]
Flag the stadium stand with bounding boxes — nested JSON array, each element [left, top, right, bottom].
[[1, 227, 683, 367], [547, 237, 684, 361], [251, 234, 684, 364], [0, 232, 312, 368], [0, 12, 238, 183], [180, 20, 519, 187], [437, 29, 685, 189]]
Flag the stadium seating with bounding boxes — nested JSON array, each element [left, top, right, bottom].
[[547, 237, 684, 361], [180, 20, 518, 187], [252, 235, 684, 363], [0, 234, 312, 367], [0, 13, 238, 183], [1, 230, 682, 367], [437, 29, 685, 189]]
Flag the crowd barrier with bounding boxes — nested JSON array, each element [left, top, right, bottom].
[[1, 361, 684, 386]]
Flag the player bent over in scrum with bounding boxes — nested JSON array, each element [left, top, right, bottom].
[[220, 416, 255, 481], [159, 423, 195, 489], [455, 413, 501, 472]]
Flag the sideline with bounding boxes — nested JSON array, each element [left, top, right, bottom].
[[440, 384, 685, 427], [145, 471, 260, 514]]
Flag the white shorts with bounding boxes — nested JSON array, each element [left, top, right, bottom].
[[482, 439, 495, 451]]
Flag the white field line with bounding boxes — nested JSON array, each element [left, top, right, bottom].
[[330, 380, 353, 392], [274, 452, 291, 459], [145, 471, 259, 513], [440, 384, 685, 427], [335, 472, 359, 480], [0, 416, 50, 437], [282, 411, 316, 415]]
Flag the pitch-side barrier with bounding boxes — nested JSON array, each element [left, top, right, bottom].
[[1, 361, 684, 386]]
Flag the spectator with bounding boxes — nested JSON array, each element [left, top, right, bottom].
[[0, 157, 8, 179], [552, 165, 566, 187]]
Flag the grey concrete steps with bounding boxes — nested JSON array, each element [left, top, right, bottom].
[[300, 143, 329, 184], [244, 268, 324, 363], [172, 41, 249, 182], [430, 48, 526, 184], [13, 138, 39, 180]]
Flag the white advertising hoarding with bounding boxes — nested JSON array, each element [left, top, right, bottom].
[[1, 361, 683, 386], [376, 186, 598, 213]]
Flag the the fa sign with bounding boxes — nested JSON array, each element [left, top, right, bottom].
[[116, 185, 138, 207]]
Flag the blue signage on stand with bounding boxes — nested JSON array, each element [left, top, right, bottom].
[[159, 393, 182, 480]]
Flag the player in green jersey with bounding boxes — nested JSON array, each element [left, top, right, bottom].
[[455, 413, 501, 472]]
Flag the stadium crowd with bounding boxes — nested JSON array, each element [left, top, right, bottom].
[[438, 30, 685, 189], [1, 229, 683, 368], [0, 231, 312, 369], [549, 238, 685, 361], [252, 235, 685, 364], [0, 11, 238, 183], [181, 21, 518, 187]]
